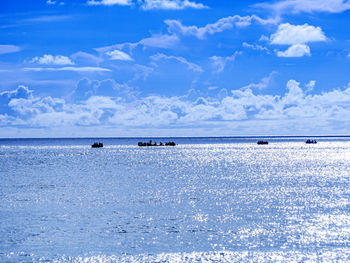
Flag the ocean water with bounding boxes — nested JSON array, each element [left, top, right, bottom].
[[0, 137, 350, 262]]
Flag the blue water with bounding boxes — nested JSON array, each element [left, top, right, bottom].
[[0, 137, 349, 262]]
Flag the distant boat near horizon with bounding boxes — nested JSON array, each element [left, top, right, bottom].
[[138, 140, 176, 147], [91, 142, 103, 148], [257, 140, 269, 145], [305, 139, 317, 144]]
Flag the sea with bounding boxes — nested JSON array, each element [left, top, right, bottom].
[[0, 137, 349, 262]]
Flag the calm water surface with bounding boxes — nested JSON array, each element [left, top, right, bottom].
[[0, 137, 349, 262]]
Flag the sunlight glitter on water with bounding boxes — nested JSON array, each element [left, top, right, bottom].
[[1, 139, 350, 262]]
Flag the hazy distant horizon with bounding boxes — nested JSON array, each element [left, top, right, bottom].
[[1, 135, 350, 140]]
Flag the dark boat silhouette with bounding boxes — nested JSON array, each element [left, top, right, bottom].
[[257, 140, 268, 145], [305, 139, 317, 144], [91, 142, 103, 148], [138, 140, 176, 147]]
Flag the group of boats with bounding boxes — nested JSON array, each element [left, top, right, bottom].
[[91, 139, 318, 148], [138, 140, 176, 147], [91, 140, 176, 148]]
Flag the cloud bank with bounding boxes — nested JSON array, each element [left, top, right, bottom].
[[2, 80, 350, 136]]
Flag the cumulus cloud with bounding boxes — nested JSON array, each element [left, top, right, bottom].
[[165, 15, 278, 39], [106, 50, 133, 61], [270, 23, 327, 45], [210, 51, 242, 73], [0, 45, 21, 55], [72, 78, 137, 102], [87, 0, 132, 6], [0, 85, 32, 101], [30, 54, 74, 65], [277, 44, 311, 57], [270, 23, 327, 57], [256, 0, 350, 14], [0, 85, 33, 115], [150, 53, 203, 72], [140, 0, 208, 10]]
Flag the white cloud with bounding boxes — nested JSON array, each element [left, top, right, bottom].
[[277, 44, 311, 57], [242, 42, 270, 53], [72, 78, 137, 101], [26, 15, 70, 23], [138, 34, 179, 49], [283, 79, 304, 104], [0, 45, 21, 55], [23, 67, 111, 72], [305, 80, 316, 92], [87, 0, 132, 6], [87, 0, 208, 9], [0, 85, 33, 101], [270, 23, 327, 45], [106, 50, 133, 61], [256, 0, 350, 14], [71, 51, 104, 64], [46, 0, 65, 5], [165, 15, 278, 39], [30, 54, 74, 65], [96, 34, 179, 53], [3, 80, 350, 136], [140, 0, 208, 10], [150, 53, 203, 72], [210, 51, 242, 73], [270, 23, 326, 58], [242, 71, 277, 90]]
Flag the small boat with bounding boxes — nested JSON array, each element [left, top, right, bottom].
[[305, 139, 317, 144], [257, 140, 268, 145], [91, 142, 103, 148]]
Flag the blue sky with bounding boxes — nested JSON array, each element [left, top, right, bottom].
[[1, 0, 350, 137]]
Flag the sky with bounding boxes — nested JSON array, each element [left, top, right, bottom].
[[0, 0, 350, 137]]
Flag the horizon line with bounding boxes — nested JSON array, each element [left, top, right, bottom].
[[1, 135, 350, 140]]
